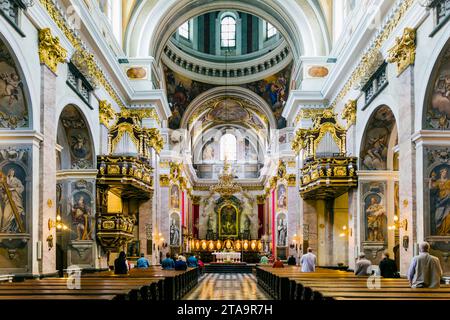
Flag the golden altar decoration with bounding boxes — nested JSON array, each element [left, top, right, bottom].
[[209, 159, 242, 197]]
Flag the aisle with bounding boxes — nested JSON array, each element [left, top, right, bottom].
[[183, 273, 271, 300]]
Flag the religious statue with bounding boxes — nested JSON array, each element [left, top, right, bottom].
[[0, 168, 25, 233], [277, 216, 287, 247], [170, 218, 180, 246], [71, 194, 92, 240], [429, 167, 450, 235], [202, 143, 214, 161], [366, 196, 387, 241]]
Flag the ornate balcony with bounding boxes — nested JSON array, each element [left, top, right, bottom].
[[96, 213, 135, 250], [300, 157, 358, 199], [293, 110, 358, 199], [97, 155, 154, 195]]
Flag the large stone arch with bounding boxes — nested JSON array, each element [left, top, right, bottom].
[[56, 104, 96, 170], [0, 32, 34, 130], [421, 39, 450, 130], [359, 105, 398, 171], [125, 0, 330, 60]]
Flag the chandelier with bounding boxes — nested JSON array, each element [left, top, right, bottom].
[[209, 159, 242, 197]]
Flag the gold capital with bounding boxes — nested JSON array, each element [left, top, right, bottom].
[[38, 28, 67, 74], [387, 28, 416, 76], [342, 100, 357, 129]]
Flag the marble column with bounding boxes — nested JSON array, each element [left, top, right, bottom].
[[347, 188, 358, 270], [138, 196, 153, 261], [39, 65, 57, 275], [394, 67, 417, 275], [302, 199, 318, 256]]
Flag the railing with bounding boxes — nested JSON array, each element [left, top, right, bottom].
[[163, 40, 291, 81], [96, 213, 135, 250]]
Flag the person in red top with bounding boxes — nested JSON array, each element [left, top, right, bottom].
[[272, 258, 284, 268], [196, 255, 205, 275]]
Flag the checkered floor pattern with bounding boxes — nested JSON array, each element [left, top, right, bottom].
[[183, 273, 271, 300]]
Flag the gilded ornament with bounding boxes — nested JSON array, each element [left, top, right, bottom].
[[99, 100, 116, 128], [387, 28, 416, 76], [160, 174, 170, 187], [38, 28, 67, 74], [342, 100, 357, 129]]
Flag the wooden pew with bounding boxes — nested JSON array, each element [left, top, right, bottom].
[[256, 266, 450, 301]]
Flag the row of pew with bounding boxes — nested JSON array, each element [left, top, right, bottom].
[[256, 266, 450, 300], [0, 267, 198, 301]]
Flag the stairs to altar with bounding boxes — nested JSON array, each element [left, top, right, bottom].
[[204, 263, 253, 273]]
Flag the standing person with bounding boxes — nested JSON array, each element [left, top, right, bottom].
[[136, 253, 150, 269], [355, 253, 372, 276], [408, 242, 443, 288], [287, 255, 297, 266], [161, 252, 175, 270], [174, 256, 188, 271], [300, 248, 316, 272], [114, 251, 129, 275], [272, 257, 284, 268], [379, 251, 398, 278]]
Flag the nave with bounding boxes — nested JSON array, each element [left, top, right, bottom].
[[183, 273, 270, 300]]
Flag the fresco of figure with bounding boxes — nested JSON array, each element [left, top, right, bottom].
[[71, 194, 92, 240], [0, 168, 25, 233], [366, 196, 387, 242], [429, 167, 450, 236]]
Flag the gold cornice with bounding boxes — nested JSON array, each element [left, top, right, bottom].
[[38, 28, 67, 74], [191, 196, 201, 205], [342, 100, 357, 129], [256, 195, 266, 205], [329, 0, 415, 109], [99, 100, 116, 128], [121, 108, 161, 125], [38, 0, 126, 110], [295, 108, 328, 125], [387, 28, 416, 76]]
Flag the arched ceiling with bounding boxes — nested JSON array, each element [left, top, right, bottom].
[[124, 0, 331, 59]]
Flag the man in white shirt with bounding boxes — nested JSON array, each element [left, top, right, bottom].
[[300, 247, 316, 272], [355, 253, 372, 276], [408, 242, 443, 288]]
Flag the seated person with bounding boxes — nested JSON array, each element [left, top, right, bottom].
[[355, 253, 372, 276], [187, 254, 198, 268], [136, 253, 150, 269], [161, 252, 175, 270], [114, 251, 129, 275], [174, 256, 188, 271], [272, 258, 284, 268], [259, 255, 269, 264], [287, 255, 297, 266], [379, 251, 398, 278]]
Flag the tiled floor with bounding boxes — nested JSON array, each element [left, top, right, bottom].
[[183, 273, 272, 300]]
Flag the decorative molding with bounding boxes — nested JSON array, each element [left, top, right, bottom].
[[329, 0, 415, 109], [294, 107, 329, 125], [38, 0, 126, 109], [159, 174, 170, 187], [342, 100, 357, 129], [287, 174, 296, 187], [256, 195, 266, 205], [353, 50, 384, 89], [387, 27, 416, 76], [38, 28, 67, 73]]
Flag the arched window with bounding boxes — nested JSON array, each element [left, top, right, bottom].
[[266, 22, 277, 39], [179, 21, 190, 40], [220, 15, 236, 48], [220, 134, 237, 161]]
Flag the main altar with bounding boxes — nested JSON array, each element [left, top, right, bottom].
[[212, 251, 241, 263]]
